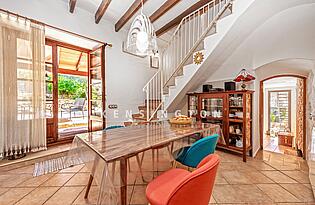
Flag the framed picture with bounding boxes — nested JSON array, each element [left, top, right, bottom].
[[150, 56, 159, 69]]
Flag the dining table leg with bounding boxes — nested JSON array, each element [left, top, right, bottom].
[[120, 158, 127, 205], [85, 156, 99, 199]]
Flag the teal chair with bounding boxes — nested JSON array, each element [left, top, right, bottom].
[[172, 134, 219, 168], [105, 125, 124, 130]]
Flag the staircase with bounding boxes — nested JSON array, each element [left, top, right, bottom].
[[132, 99, 161, 122], [136, 0, 255, 122]]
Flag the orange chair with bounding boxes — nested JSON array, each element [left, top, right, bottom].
[[146, 154, 219, 205]]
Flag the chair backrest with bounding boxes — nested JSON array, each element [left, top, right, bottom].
[[74, 98, 85, 109], [168, 154, 220, 205], [182, 134, 219, 168], [105, 125, 124, 130]]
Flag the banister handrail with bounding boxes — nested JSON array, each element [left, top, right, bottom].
[[164, 0, 216, 50], [143, 69, 161, 91]]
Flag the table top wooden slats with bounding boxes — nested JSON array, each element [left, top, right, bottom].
[[76, 121, 220, 162]]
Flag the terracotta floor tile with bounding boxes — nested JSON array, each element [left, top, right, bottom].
[[282, 171, 310, 183], [59, 164, 84, 173], [130, 185, 147, 205], [261, 171, 298, 183], [65, 173, 90, 186], [214, 172, 228, 185], [221, 170, 252, 184], [72, 185, 133, 205], [243, 170, 274, 184], [8, 165, 34, 174], [15, 186, 59, 205], [209, 195, 216, 204], [0, 174, 32, 187], [44, 186, 84, 205], [134, 171, 155, 185], [0, 187, 34, 205], [219, 162, 255, 171], [303, 183, 312, 189], [78, 166, 90, 173], [213, 184, 272, 203], [268, 162, 300, 171], [72, 186, 99, 205], [247, 161, 276, 171], [17, 173, 54, 187], [257, 184, 300, 203], [0, 187, 9, 196], [280, 183, 315, 202], [41, 173, 75, 186]]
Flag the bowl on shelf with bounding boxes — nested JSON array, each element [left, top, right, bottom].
[[229, 114, 235, 118]]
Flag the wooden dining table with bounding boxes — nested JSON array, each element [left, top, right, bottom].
[[75, 121, 221, 205]]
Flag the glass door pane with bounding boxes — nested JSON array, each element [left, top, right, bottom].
[[269, 91, 291, 135], [88, 46, 105, 131], [57, 46, 88, 138], [45, 44, 57, 143]]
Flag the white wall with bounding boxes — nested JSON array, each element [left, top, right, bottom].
[[0, 0, 156, 125]]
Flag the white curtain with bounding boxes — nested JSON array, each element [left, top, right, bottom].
[[0, 12, 46, 159]]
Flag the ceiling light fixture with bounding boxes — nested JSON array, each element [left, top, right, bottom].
[[125, 0, 158, 57]]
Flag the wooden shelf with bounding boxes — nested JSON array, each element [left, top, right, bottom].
[[229, 106, 243, 108], [204, 116, 223, 121], [229, 118, 243, 123], [229, 133, 243, 136]]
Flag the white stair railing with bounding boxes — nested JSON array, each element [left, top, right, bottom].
[[143, 70, 163, 121], [143, 0, 232, 121]]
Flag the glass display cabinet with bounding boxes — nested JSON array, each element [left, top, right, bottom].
[[187, 90, 253, 162]]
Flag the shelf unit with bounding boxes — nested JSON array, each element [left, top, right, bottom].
[[187, 90, 254, 162]]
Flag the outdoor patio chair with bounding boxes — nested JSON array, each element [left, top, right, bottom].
[[61, 98, 86, 119]]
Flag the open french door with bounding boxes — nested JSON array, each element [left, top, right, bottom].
[[88, 45, 106, 131]]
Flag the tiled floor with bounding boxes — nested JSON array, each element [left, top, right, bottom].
[[0, 148, 313, 205], [263, 135, 298, 156]]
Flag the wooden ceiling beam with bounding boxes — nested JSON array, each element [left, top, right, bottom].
[[95, 0, 112, 24], [115, 0, 149, 32], [149, 0, 181, 23], [69, 0, 77, 13], [156, 0, 212, 37]]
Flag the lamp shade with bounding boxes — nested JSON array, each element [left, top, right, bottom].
[[234, 69, 256, 82], [126, 13, 158, 56]]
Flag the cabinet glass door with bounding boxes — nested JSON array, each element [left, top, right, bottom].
[[188, 95, 198, 118], [201, 97, 224, 120]]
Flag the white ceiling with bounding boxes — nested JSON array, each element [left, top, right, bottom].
[[62, 0, 199, 33]]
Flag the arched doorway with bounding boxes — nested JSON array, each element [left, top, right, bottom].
[[259, 75, 306, 158]]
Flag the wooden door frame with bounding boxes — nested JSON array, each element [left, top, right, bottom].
[[259, 74, 307, 158], [45, 38, 107, 145], [87, 44, 106, 132]]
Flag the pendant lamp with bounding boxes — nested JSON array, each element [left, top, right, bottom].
[[125, 0, 158, 56]]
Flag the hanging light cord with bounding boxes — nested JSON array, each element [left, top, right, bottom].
[[140, 0, 144, 14]]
